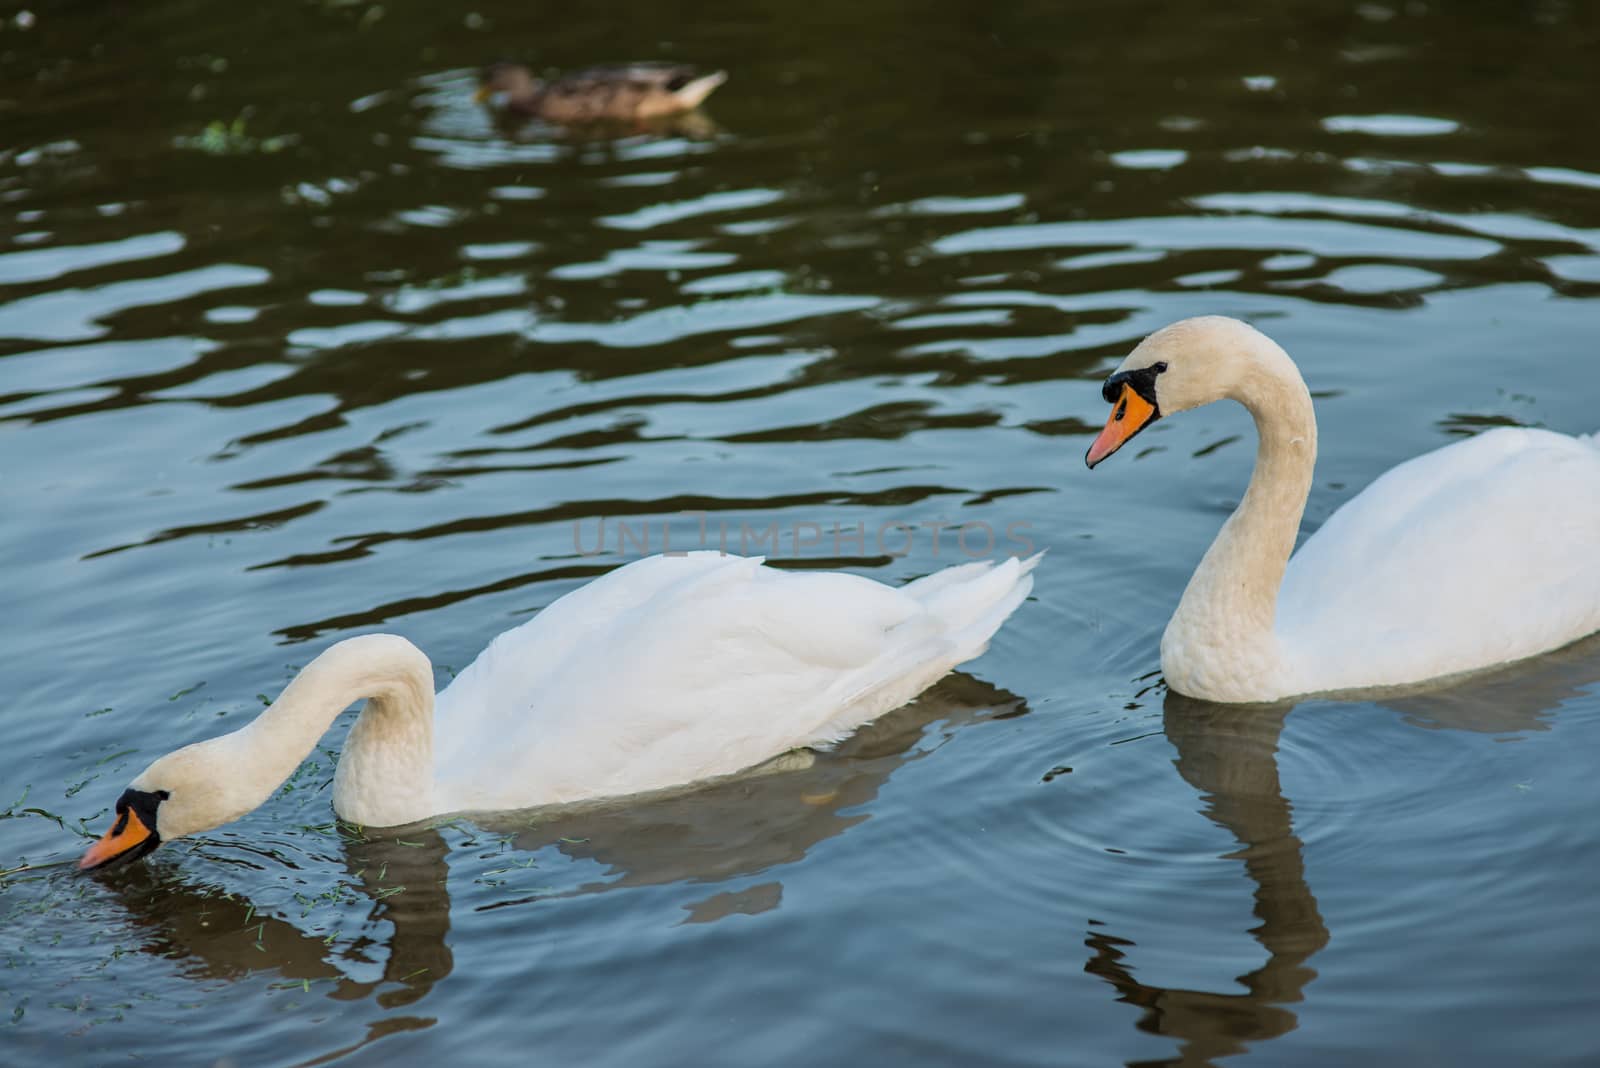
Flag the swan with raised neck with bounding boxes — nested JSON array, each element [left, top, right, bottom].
[[1086, 315, 1600, 703]]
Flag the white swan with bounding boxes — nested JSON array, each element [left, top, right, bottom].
[[80, 551, 1038, 868], [1085, 315, 1600, 703]]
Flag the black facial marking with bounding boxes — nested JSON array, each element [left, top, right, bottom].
[[1100, 363, 1166, 417], [88, 788, 166, 870]]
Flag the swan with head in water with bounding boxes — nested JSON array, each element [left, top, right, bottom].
[[81, 551, 1038, 869], [1085, 315, 1600, 703]]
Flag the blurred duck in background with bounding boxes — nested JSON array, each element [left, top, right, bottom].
[[475, 60, 728, 124]]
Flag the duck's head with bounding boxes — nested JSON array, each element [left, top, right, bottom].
[[1085, 316, 1278, 468], [79, 734, 261, 871], [474, 61, 539, 107]]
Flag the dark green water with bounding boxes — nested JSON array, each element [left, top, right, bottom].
[[3, 1, 1599, 1064]]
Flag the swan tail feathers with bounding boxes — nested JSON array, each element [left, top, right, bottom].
[[801, 555, 1037, 746], [940, 552, 1040, 661], [900, 559, 993, 600], [911, 551, 1041, 659]]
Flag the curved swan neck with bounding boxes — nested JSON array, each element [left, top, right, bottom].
[[241, 634, 437, 827], [1162, 334, 1317, 701]]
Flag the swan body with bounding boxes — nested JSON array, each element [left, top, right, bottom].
[[1086, 315, 1600, 703], [81, 552, 1036, 867], [475, 61, 728, 123]]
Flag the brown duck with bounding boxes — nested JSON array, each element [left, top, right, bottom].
[[475, 61, 728, 123]]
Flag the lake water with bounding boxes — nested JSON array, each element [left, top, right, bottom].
[[3, 2, 1599, 1064]]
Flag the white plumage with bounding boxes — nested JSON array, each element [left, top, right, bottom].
[[91, 552, 1037, 858], [1088, 315, 1600, 703], [1277, 424, 1600, 694], [432, 552, 1036, 810]]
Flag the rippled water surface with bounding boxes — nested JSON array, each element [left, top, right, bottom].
[[4, 2, 1600, 1064]]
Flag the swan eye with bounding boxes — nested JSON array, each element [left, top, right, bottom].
[[1153, 361, 1169, 373]]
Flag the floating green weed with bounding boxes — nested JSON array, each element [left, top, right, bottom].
[[175, 115, 296, 156], [336, 819, 370, 844], [0, 786, 96, 839], [476, 856, 542, 888], [1, 786, 29, 816], [291, 883, 357, 917], [268, 978, 321, 993]]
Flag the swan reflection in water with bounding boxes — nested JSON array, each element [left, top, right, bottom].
[[93, 672, 1026, 1031], [79, 634, 1600, 1066], [1084, 632, 1600, 1067]]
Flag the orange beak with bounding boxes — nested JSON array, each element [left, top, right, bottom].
[[80, 805, 156, 871], [473, 85, 492, 104], [1086, 383, 1159, 468]]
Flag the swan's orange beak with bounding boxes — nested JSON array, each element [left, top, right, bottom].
[[80, 805, 156, 871], [1086, 383, 1159, 469], [473, 85, 492, 104]]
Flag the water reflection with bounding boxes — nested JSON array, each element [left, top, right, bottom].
[[1086, 695, 1324, 1068], [1086, 634, 1600, 1067], [1381, 630, 1600, 736], [483, 106, 724, 144], [106, 829, 453, 1007], [476, 672, 1024, 916]]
